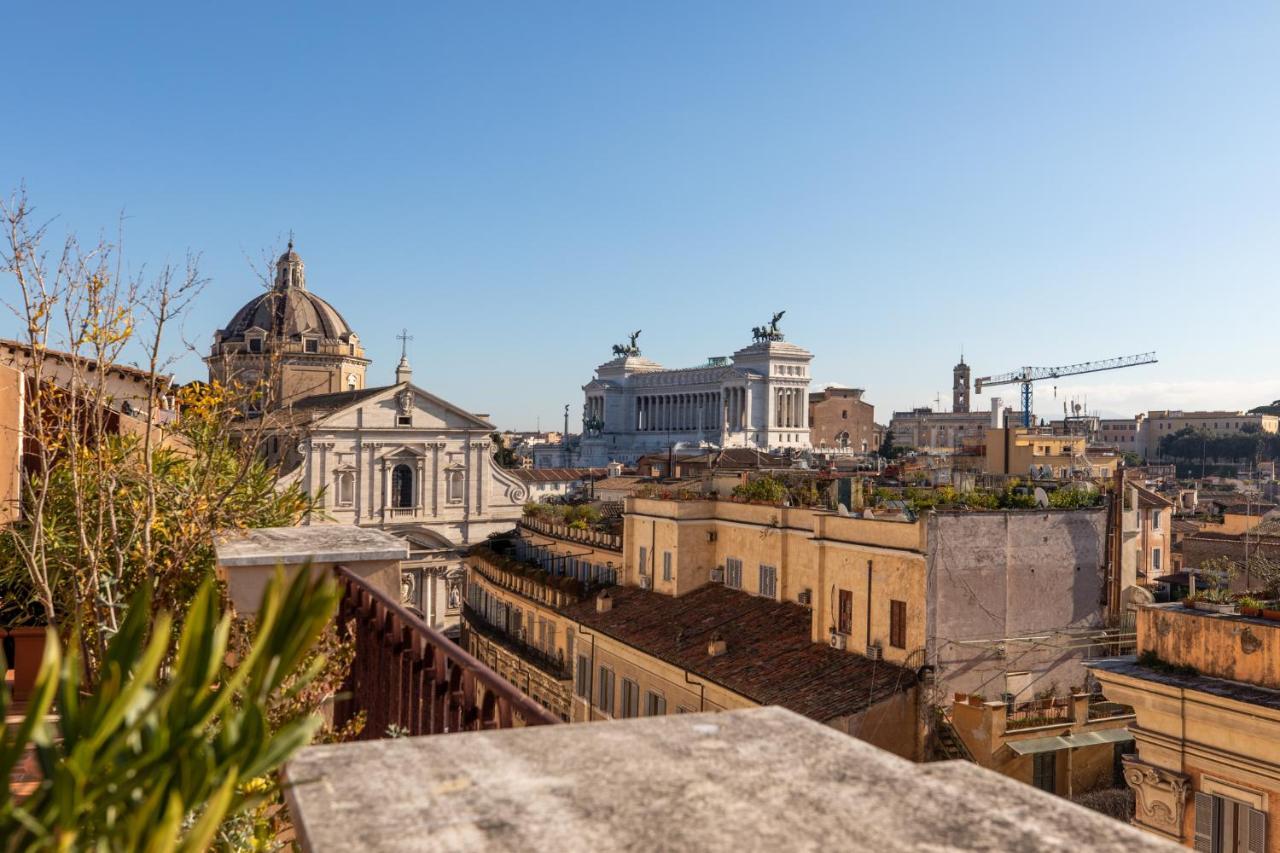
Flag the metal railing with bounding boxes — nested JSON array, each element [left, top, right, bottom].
[[333, 566, 560, 737], [1004, 699, 1071, 731], [462, 604, 573, 681], [519, 517, 623, 552]]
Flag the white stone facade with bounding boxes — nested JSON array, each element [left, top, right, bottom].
[[575, 337, 813, 466], [279, 381, 530, 629]]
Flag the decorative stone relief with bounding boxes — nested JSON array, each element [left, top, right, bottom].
[[1123, 757, 1188, 840]]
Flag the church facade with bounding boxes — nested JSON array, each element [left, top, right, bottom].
[[574, 317, 814, 466], [210, 243, 527, 630]]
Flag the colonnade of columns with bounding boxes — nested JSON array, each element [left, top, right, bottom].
[[633, 388, 755, 433], [774, 386, 806, 429]]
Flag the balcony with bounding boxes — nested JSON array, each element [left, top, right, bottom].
[[461, 603, 572, 681], [467, 545, 599, 609], [518, 516, 622, 551], [1004, 698, 1072, 731]]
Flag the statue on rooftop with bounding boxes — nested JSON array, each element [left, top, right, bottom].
[[612, 329, 642, 357], [752, 311, 786, 343]]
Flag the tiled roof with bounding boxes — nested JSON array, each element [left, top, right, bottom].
[[512, 468, 606, 483], [1131, 484, 1173, 509], [1171, 519, 1202, 535], [291, 385, 391, 411], [562, 584, 916, 722]]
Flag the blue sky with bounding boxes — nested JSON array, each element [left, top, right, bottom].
[[4, 3, 1279, 429]]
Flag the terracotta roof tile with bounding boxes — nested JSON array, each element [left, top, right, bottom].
[[562, 584, 916, 722]]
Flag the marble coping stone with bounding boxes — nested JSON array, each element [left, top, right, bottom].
[[214, 525, 407, 567], [284, 706, 1175, 852]]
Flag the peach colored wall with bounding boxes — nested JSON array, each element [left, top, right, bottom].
[[1139, 605, 1280, 689]]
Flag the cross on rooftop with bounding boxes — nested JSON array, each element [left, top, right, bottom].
[[397, 328, 414, 359]]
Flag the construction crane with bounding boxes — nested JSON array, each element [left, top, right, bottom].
[[975, 352, 1157, 428]]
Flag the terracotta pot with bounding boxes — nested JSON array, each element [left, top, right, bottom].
[[1242, 607, 1262, 617], [7, 627, 47, 702], [954, 692, 968, 703], [968, 696, 986, 707], [1263, 609, 1280, 622]]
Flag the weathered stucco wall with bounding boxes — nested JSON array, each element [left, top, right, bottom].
[[1140, 605, 1280, 689], [927, 508, 1107, 699]]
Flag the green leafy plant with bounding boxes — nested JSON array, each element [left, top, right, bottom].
[[0, 566, 340, 850], [732, 476, 788, 505]]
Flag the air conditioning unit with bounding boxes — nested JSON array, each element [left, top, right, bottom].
[[797, 588, 812, 606], [829, 632, 848, 651], [865, 644, 883, 661], [710, 566, 725, 583], [639, 575, 653, 591]]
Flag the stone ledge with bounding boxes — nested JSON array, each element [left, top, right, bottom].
[[284, 706, 1176, 852], [214, 525, 408, 567]]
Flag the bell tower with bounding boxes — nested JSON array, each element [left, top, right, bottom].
[[953, 355, 971, 413]]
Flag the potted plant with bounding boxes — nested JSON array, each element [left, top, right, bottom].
[[1182, 592, 1200, 609], [954, 692, 968, 704], [1200, 588, 1238, 615], [1262, 602, 1280, 622], [0, 570, 49, 702], [1239, 596, 1264, 618], [968, 692, 986, 707]]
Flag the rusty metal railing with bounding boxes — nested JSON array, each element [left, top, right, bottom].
[[333, 566, 560, 737]]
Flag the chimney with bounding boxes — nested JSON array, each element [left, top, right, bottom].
[[707, 634, 727, 657], [991, 397, 1005, 429], [395, 354, 412, 385], [595, 590, 613, 613]]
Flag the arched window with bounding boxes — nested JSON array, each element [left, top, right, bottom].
[[335, 471, 354, 506], [447, 469, 464, 503], [392, 464, 413, 508]]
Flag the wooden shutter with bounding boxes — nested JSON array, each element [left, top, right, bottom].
[[1247, 807, 1266, 853], [890, 600, 906, 649], [1193, 792, 1217, 853]]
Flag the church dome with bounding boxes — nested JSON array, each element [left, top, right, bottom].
[[216, 242, 357, 343]]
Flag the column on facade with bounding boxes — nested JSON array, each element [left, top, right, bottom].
[[744, 384, 753, 440]]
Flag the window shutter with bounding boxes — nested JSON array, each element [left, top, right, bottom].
[[1193, 792, 1216, 853], [1248, 807, 1266, 853]]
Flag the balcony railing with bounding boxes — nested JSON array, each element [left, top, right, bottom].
[[333, 566, 560, 737], [1004, 699, 1071, 731], [462, 604, 573, 681], [468, 547, 599, 609], [519, 517, 623, 551]]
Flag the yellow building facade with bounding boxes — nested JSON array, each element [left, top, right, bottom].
[[462, 504, 928, 758], [1091, 604, 1280, 851]]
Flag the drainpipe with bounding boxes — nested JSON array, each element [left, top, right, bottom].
[[683, 670, 708, 712], [865, 559, 873, 652], [577, 625, 598, 723]]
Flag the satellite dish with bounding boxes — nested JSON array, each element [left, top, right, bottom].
[[837, 503, 850, 516], [1034, 487, 1050, 509]]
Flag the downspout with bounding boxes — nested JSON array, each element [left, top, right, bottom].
[[683, 670, 708, 712], [865, 559, 873, 651], [577, 625, 598, 722]]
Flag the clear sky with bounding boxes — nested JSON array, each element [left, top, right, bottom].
[[5, 3, 1279, 430]]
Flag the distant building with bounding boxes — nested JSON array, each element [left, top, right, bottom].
[[1145, 410, 1279, 460], [1095, 415, 1145, 451], [983, 427, 1122, 480], [889, 361, 1021, 451], [574, 319, 812, 466], [808, 386, 875, 452]]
